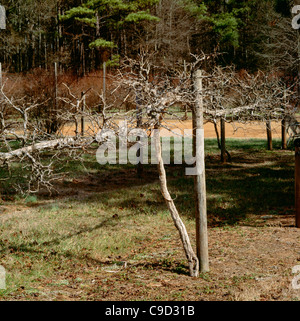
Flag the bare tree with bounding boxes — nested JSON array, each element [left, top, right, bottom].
[[115, 54, 201, 276], [0, 73, 121, 194], [201, 67, 295, 154], [0, 54, 295, 277]]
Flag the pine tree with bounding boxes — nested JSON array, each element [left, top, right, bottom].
[[60, 0, 159, 70]]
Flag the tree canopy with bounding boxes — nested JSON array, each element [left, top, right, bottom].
[[0, 0, 296, 74]]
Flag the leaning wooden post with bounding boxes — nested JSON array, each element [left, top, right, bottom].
[[295, 138, 300, 228], [193, 70, 209, 273]]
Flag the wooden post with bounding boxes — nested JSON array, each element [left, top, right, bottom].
[[193, 70, 209, 273], [103, 61, 106, 101], [183, 60, 188, 120], [282, 118, 287, 150], [54, 62, 58, 110], [295, 138, 300, 228], [52, 61, 58, 128], [136, 90, 143, 178], [154, 125, 199, 277], [98, 61, 106, 114], [81, 92, 85, 137], [0, 5, 6, 30], [266, 120, 273, 151], [0, 62, 2, 88], [0, 63, 2, 132], [221, 118, 226, 163]]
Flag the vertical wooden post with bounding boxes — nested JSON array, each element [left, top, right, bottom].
[[103, 61, 106, 101], [295, 138, 300, 228], [54, 62, 58, 114], [81, 92, 85, 137], [193, 70, 209, 273], [266, 120, 273, 151], [0, 62, 2, 88], [282, 118, 287, 150], [0, 63, 2, 132], [99, 61, 106, 114], [183, 60, 188, 120], [136, 90, 143, 178], [0, 5, 6, 30], [221, 118, 226, 163], [282, 88, 287, 150]]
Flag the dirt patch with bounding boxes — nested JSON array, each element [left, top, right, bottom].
[[161, 120, 283, 139], [6, 219, 300, 301], [60, 119, 283, 139]]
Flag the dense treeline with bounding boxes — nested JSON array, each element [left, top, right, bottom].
[[0, 0, 297, 76]]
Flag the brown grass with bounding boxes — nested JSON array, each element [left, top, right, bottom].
[[0, 139, 299, 301]]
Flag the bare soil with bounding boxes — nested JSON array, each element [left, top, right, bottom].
[[160, 120, 282, 139], [24, 218, 300, 301], [61, 119, 283, 139]]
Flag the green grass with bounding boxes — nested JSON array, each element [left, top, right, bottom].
[[0, 138, 295, 300]]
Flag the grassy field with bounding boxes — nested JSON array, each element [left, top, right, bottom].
[[0, 138, 299, 301]]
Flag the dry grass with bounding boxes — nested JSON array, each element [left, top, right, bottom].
[[0, 139, 299, 301]]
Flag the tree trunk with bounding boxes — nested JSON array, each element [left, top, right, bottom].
[[266, 120, 273, 151], [282, 118, 287, 150], [154, 127, 199, 277], [213, 119, 232, 162], [221, 118, 226, 163], [213, 119, 221, 149]]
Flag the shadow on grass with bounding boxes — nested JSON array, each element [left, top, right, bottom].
[[78, 145, 294, 227], [168, 147, 294, 226], [49, 138, 295, 227], [0, 139, 295, 280]]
